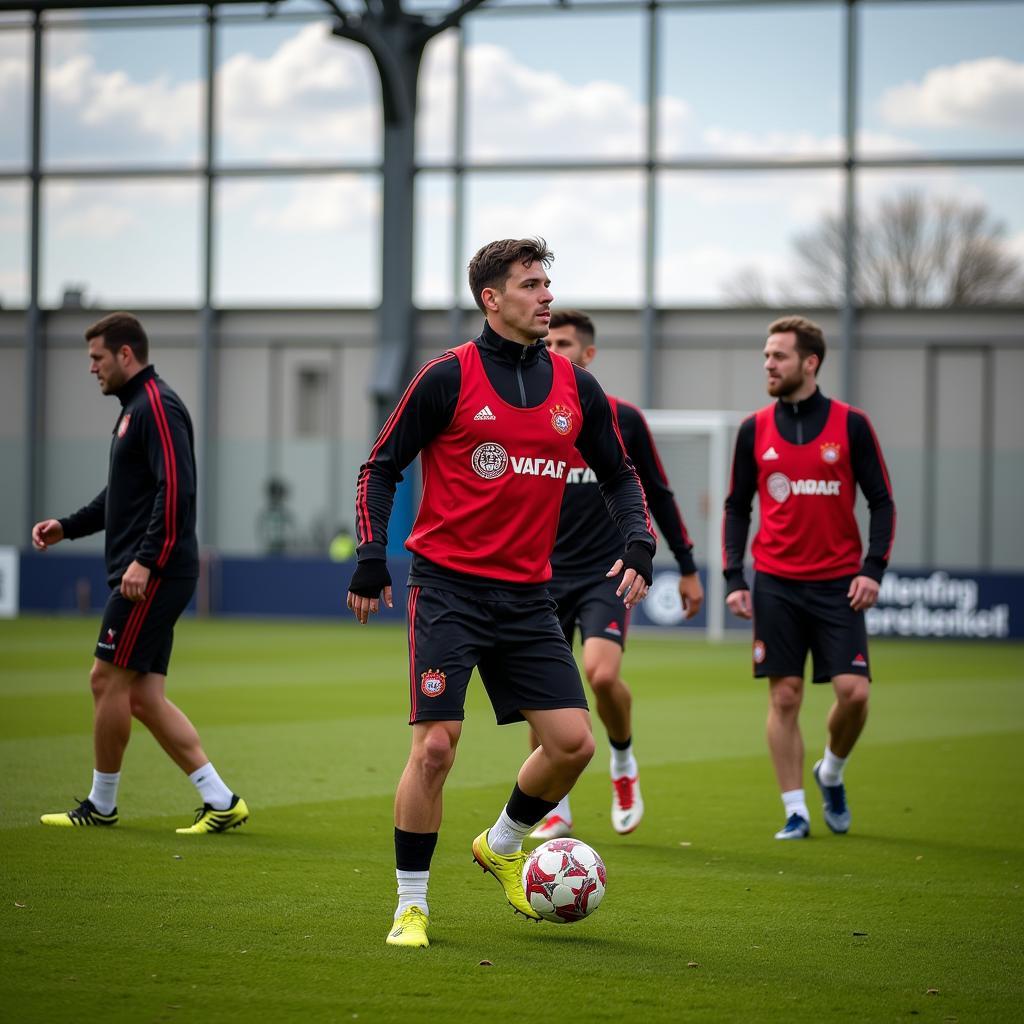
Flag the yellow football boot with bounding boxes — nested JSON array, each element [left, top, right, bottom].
[[386, 906, 429, 948], [175, 795, 249, 834], [471, 830, 541, 920], [41, 798, 117, 828]]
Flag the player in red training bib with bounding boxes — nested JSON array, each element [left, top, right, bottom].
[[723, 316, 895, 840], [346, 238, 656, 948]]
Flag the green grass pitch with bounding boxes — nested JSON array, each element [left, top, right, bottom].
[[1, 616, 1022, 1023]]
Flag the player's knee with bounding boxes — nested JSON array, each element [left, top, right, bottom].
[[128, 689, 158, 721], [553, 728, 596, 775], [769, 681, 803, 716], [89, 661, 116, 700], [839, 678, 870, 711], [586, 664, 619, 694], [416, 726, 458, 778]]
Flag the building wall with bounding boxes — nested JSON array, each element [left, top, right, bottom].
[[3, 306, 1022, 569]]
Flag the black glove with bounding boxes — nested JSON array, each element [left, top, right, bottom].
[[622, 542, 653, 587], [348, 558, 392, 599]]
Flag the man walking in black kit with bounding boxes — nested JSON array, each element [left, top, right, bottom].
[[346, 239, 656, 948], [34, 313, 247, 835]]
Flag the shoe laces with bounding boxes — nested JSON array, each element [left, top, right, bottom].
[[612, 776, 635, 810], [189, 804, 211, 824]]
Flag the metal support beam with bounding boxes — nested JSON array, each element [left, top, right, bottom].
[[838, 0, 858, 403], [640, 0, 658, 408], [198, 4, 217, 547], [24, 10, 43, 541]]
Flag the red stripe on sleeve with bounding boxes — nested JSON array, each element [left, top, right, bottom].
[[145, 380, 178, 568], [357, 354, 454, 547]]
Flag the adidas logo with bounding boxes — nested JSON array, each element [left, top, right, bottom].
[[473, 405, 496, 421], [762, 446, 780, 461]]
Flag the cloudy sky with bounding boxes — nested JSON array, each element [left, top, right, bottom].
[[0, 0, 1021, 308]]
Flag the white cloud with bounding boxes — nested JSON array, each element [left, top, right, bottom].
[[879, 57, 1024, 134], [701, 127, 843, 159], [246, 177, 380, 233], [46, 53, 201, 149], [466, 174, 644, 302], [217, 22, 379, 160], [464, 42, 688, 160]]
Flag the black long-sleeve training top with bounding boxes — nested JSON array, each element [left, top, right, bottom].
[[723, 387, 895, 594], [60, 365, 199, 587], [552, 397, 697, 581], [356, 322, 656, 595]]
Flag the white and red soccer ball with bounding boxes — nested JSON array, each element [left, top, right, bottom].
[[522, 838, 607, 924]]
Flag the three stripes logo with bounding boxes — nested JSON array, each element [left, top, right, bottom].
[[473, 405, 496, 421]]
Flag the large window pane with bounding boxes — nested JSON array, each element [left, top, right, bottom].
[[656, 171, 843, 306], [216, 20, 380, 166], [415, 172, 455, 308], [855, 168, 1024, 306], [416, 29, 456, 166], [0, 30, 30, 169], [44, 24, 203, 167], [659, 5, 843, 159], [465, 12, 646, 161], [215, 175, 380, 305], [462, 172, 644, 306], [860, 2, 1024, 156], [0, 182, 29, 309], [42, 179, 201, 306]]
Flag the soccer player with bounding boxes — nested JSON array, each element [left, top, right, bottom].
[[723, 316, 895, 840], [33, 313, 248, 835], [347, 239, 656, 948], [530, 310, 703, 840]]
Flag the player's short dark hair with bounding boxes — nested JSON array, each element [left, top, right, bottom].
[[768, 315, 826, 372], [549, 309, 595, 344], [85, 312, 150, 364], [467, 237, 554, 313]]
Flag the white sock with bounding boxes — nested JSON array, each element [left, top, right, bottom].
[[549, 794, 572, 823], [610, 741, 638, 779], [188, 762, 233, 810], [782, 788, 810, 822], [395, 870, 429, 917], [88, 770, 120, 815], [487, 808, 533, 856], [819, 746, 847, 786]]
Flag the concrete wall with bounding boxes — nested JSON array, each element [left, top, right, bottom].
[[3, 305, 1022, 568]]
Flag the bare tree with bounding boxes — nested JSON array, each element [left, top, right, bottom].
[[794, 191, 1024, 307], [722, 190, 1023, 307]]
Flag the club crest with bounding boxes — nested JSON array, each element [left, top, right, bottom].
[[820, 442, 841, 465], [550, 404, 573, 436], [117, 414, 131, 439], [420, 669, 447, 697]]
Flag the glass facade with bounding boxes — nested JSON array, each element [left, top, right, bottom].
[[1, 0, 1021, 564]]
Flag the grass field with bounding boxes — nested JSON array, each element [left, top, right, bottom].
[[1, 616, 1022, 1023]]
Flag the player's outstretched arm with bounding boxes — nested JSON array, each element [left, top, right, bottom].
[[31, 519, 64, 550], [346, 559, 394, 625]]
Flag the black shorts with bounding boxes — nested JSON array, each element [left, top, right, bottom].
[[547, 573, 630, 650], [406, 585, 588, 726], [95, 577, 196, 675], [752, 571, 871, 683]]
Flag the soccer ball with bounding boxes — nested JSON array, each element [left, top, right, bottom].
[[522, 838, 607, 924]]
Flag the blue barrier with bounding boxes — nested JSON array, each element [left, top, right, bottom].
[[16, 552, 1024, 638]]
